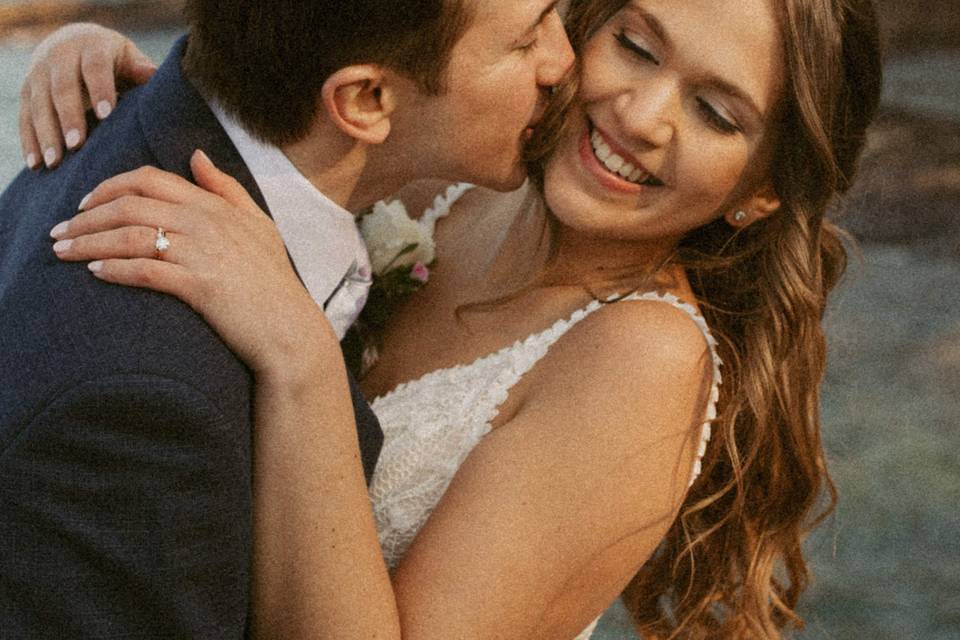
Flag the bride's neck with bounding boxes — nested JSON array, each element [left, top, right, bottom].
[[487, 199, 681, 298]]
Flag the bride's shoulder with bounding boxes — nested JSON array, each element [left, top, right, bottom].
[[567, 294, 714, 380], [519, 291, 716, 434]]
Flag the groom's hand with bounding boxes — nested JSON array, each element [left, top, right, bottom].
[[20, 23, 156, 170]]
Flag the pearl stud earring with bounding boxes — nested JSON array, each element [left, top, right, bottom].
[[734, 210, 748, 223]]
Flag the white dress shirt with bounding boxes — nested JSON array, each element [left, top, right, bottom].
[[209, 101, 372, 339]]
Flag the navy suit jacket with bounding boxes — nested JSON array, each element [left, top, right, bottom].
[[0, 37, 382, 638]]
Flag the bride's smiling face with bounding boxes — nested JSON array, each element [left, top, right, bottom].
[[544, 0, 784, 244]]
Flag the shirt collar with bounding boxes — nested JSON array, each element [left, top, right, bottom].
[[207, 100, 364, 309]]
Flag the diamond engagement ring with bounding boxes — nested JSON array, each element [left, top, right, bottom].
[[154, 227, 171, 259]]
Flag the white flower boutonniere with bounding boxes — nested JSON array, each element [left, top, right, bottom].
[[360, 199, 435, 276], [347, 199, 436, 374]]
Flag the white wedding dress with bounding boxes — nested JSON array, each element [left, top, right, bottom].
[[367, 185, 723, 639]]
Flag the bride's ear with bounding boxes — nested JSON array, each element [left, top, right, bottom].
[[725, 183, 781, 228], [320, 65, 396, 145]]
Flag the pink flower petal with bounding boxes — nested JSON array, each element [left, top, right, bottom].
[[410, 262, 430, 283]]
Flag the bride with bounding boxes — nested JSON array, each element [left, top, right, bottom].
[[29, 0, 881, 636]]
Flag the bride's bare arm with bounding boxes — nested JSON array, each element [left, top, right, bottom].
[[20, 23, 155, 169], [50, 156, 711, 638], [250, 342, 401, 637]]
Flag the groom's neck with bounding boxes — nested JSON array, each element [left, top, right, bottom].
[[281, 128, 410, 214]]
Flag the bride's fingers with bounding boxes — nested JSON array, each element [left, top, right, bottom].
[[81, 164, 220, 212], [190, 150, 262, 215], [53, 226, 184, 263], [88, 258, 200, 308], [28, 75, 64, 169], [50, 53, 88, 153], [50, 196, 183, 240], [18, 88, 42, 170]]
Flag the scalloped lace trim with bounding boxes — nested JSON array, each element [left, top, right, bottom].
[[374, 290, 721, 486], [419, 182, 474, 239], [618, 291, 723, 486]]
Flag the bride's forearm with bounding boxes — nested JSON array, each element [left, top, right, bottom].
[[250, 347, 401, 639]]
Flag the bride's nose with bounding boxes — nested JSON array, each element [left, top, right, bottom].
[[614, 79, 680, 149]]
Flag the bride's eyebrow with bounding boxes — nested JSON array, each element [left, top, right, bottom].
[[623, 4, 671, 52]]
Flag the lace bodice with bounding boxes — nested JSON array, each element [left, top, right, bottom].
[[367, 186, 723, 640]]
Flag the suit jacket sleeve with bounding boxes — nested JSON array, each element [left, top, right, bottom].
[[0, 374, 252, 638]]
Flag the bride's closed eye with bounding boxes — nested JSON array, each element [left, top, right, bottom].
[[696, 98, 740, 135], [615, 30, 741, 136], [615, 31, 660, 65]]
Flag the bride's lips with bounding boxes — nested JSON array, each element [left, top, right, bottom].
[[577, 121, 661, 194]]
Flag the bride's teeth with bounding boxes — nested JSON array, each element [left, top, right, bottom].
[[590, 130, 612, 160], [590, 127, 656, 185], [604, 154, 624, 172]]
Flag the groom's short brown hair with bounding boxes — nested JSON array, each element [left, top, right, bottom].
[[183, 0, 471, 145]]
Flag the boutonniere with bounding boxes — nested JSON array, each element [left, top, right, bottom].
[[347, 199, 436, 373]]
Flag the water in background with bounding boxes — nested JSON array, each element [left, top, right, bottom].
[[0, 30, 182, 187], [1, 27, 959, 640], [0, 39, 40, 186]]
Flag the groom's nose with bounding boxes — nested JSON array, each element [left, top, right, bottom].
[[536, 8, 576, 87]]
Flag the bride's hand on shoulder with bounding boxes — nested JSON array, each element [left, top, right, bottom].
[[20, 23, 156, 170], [50, 151, 338, 380]]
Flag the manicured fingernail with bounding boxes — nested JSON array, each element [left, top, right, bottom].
[[26, 152, 38, 169], [78, 193, 91, 211], [43, 148, 56, 167], [65, 129, 81, 150], [50, 220, 70, 239], [88, 261, 104, 273], [195, 148, 211, 163], [96, 100, 112, 120], [52, 239, 73, 253]]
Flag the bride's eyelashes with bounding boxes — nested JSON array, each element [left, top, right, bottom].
[[614, 31, 659, 65], [697, 98, 741, 135], [614, 30, 742, 136]]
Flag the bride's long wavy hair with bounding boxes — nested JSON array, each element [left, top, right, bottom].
[[524, 0, 883, 636]]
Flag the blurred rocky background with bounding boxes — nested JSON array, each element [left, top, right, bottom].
[[1, 1, 958, 638]]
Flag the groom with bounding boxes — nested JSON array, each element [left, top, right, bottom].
[[0, 0, 573, 637]]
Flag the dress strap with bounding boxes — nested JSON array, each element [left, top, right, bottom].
[[502, 292, 720, 487], [613, 291, 722, 486], [419, 183, 475, 238]]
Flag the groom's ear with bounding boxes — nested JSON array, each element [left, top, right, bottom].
[[320, 65, 396, 145]]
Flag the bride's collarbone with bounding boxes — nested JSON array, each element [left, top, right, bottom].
[[367, 288, 597, 400]]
